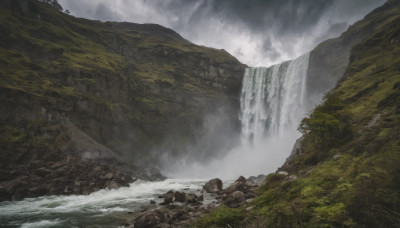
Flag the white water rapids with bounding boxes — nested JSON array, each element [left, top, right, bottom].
[[0, 53, 314, 227], [0, 179, 234, 227]]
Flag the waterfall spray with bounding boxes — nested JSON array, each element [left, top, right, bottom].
[[165, 53, 312, 178]]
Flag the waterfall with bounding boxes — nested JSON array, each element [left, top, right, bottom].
[[165, 53, 312, 178], [240, 53, 310, 145]]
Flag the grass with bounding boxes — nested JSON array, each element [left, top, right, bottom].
[[193, 2, 400, 227]]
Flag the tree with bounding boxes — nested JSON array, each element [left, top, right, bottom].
[[298, 92, 352, 150]]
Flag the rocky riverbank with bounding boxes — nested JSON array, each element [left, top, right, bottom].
[[130, 175, 265, 228]]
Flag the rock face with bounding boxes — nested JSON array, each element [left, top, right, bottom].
[[306, 1, 400, 108], [0, 1, 245, 201], [203, 178, 223, 193]]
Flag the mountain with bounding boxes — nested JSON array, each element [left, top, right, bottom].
[[0, 0, 245, 201], [195, 0, 400, 227]]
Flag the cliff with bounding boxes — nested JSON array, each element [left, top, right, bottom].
[[195, 0, 400, 227], [0, 0, 246, 201], [306, 0, 400, 107]]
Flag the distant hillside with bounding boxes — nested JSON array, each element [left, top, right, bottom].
[[195, 0, 400, 227], [0, 0, 245, 201]]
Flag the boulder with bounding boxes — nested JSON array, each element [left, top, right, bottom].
[[232, 191, 245, 201], [103, 172, 114, 180], [134, 209, 166, 228], [164, 190, 174, 204], [173, 191, 185, 202], [186, 193, 198, 204], [235, 176, 246, 183], [203, 178, 223, 193], [224, 181, 245, 194], [106, 181, 119, 189]]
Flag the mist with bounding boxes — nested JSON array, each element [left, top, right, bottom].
[[163, 129, 300, 179], [56, 0, 387, 178]]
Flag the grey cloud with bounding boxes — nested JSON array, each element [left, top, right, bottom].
[[94, 3, 121, 22], [58, 0, 386, 66]]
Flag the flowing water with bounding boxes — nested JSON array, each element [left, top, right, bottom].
[[240, 53, 310, 144], [0, 179, 234, 227], [166, 53, 312, 178], [0, 53, 314, 227]]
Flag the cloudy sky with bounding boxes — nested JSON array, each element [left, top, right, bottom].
[[58, 0, 385, 67]]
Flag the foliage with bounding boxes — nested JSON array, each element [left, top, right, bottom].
[[298, 92, 352, 150], [191, 2, 400, 227], [193, 206, 247, 228]]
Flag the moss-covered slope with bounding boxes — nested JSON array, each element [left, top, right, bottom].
[[0, 0, 245, 201], [195, 0, 400, 227]]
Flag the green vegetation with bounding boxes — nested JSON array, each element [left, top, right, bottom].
[[194, 1, 400, 227], [0, 0, 244, 164]]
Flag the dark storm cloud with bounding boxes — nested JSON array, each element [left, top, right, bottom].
[[58, 0, 386, 66]]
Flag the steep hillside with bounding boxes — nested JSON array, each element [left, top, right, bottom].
[[0, 0, 245, 201], [306, 0, 400, 107], [195, 0, 400, 227]]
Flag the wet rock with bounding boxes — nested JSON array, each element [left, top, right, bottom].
[[186, 193, 199, 204], [35, 167, 52, 177], [103, 172, 114, 180], [150, 200, 156, 204], [134, 209, 166, 228], [107, 181, 119, 189], [163, 190, 174, 204], [173, 191, 185, 202], [73, 181, 82, 194], [203, 178, 223, 193]]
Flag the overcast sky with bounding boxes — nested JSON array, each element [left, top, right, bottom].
[[58, 0, 386, 67]]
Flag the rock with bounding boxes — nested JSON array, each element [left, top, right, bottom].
[[246, 182, 259, 188], [198, 194, 203, 201], [333, 153, 342, 160], [103, 172, 114, 180], [35, 167, 52, 177], [164, 190, 174, 204], [73, 181, 81, 194], [207, 203, 217, 211], [277, 171, 289, 176], [235, 176, 246, 183], [224, 181, 246, 194], [186, 193, 198, 204], [107, 181, 119, 189], [203, 178, 223, 193], [287, 175, 298, 181], [232, 191, 245, 201], [244, 192, 257, 199], [134, 209, 166, 228], [173, 191, 185, 202], [150, 200, 156, 204]]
